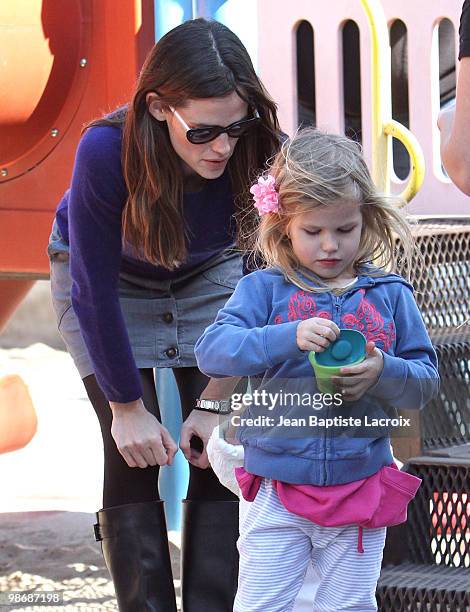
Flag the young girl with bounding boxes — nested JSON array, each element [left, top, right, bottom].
[[195, 128, 439, 612], [48, 18, 280, 611]]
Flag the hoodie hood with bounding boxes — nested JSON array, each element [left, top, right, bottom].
[[291, 264, 413, 295]]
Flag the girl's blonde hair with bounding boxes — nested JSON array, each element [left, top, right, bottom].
[[249, 127, 414, 292]]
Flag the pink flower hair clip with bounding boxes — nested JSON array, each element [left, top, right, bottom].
[[250, 174, 279, 216]]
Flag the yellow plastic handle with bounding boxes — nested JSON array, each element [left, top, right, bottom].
[[383, 120, 426, 204], [360, 0, 425, 204]]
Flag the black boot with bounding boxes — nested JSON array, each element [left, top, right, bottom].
[[94, 500, 177, 612], [181, 500, 239, 612]]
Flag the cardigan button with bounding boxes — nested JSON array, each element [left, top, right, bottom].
[[165, 347, 178, 359]]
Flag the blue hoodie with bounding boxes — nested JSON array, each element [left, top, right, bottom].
[[195, 268, 439, 486]]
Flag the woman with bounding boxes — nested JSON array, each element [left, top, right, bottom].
[[48, 18, 281, 611]]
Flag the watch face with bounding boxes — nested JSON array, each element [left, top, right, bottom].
[[219, 401, 231, 414], [196, 398, 231, 413]]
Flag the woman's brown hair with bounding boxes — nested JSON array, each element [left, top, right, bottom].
[[86, 18, 281, 269]]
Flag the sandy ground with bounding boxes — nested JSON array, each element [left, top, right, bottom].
[[0, 282, 318, 611], [0, 343, 181, 611]]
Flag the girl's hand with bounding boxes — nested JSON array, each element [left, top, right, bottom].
[[332, 341, 384, 402], [296, 318, 340, 352], [180, 409, 220, 469], [110, 399, 178, 468]]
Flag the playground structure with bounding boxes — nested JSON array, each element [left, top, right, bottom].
[[0, 0, 466, 319], [0, 1, 469, 608]]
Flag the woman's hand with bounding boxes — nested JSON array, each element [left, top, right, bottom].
[[332, 341, 384, 402], [296, 318, 340, 352], [180, 376, 241, 469], [180, 409, 220, 469], [110, 399, 178, 468]]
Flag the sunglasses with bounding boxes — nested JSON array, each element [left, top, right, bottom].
[[169, 106, 261, 144]]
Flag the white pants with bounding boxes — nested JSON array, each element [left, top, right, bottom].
[[207, 428, 320, 610], [235, 479, 386, 612], [207, 428, 387, 611]]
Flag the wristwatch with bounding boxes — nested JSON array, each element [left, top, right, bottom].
[[195, 398, 232, 415]]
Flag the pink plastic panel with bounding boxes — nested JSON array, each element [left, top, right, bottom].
[[256, 0, 467, 214]]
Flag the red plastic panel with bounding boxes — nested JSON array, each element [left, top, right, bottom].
[[0, 0, 155, 276], [0, 0, 89, 180]]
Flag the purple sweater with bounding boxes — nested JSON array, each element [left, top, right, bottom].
[[56, 125, 237, 402]]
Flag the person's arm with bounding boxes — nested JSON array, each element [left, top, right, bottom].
[[68, 126, 143, 403], [194, 273, 304, 377], [439, 60, 470, 194], [69, 126, 178, 467], [367, 286, 439, 411], [438, 1, 470, 194]]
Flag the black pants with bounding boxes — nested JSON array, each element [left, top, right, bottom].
[[83, 368, 237, 509]]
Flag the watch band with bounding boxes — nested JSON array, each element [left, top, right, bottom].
[[195, 398, 232, 414]]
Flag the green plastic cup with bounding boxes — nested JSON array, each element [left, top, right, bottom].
[[308, 329, 367, 394]]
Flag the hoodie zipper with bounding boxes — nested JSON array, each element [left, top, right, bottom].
[[329, 295, 349, 483], [322, 296, 343, 485], [322, 405, 329, 485], [332, 295, 342, 326]]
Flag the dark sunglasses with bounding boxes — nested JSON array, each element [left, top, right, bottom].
[[169, 107, 261, 144]]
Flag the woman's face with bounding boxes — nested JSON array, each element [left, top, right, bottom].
[[148, 92, 248, 179]]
